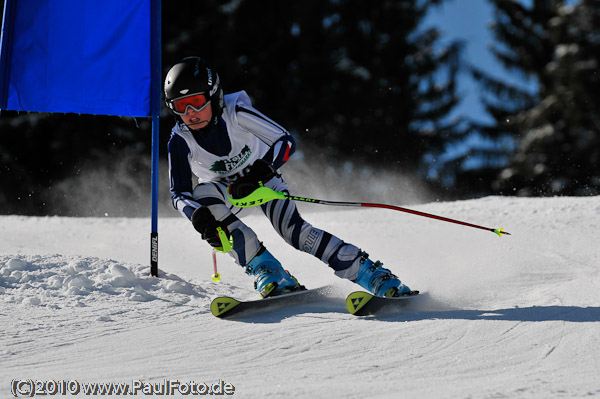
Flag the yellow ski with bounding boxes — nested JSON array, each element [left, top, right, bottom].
[[345, 290, 420, 316], [210, 286, 330, 318]]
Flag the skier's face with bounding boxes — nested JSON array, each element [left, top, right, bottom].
[[180, 102, 212, 129]]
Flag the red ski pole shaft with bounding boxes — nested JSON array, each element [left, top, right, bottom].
[[285, 194, 510, 237], [360, 202, 509, 235], [211, 249, 221, 282]]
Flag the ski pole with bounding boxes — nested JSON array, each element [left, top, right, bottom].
[[227, 185, 510, 237], [211, 249, 221, 282]]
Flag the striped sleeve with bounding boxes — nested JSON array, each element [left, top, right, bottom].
[[168, 133, 201, 220], [236, 104, 296, 169]]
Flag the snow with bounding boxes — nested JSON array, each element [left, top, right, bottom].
[[1, 195, 600, 398]]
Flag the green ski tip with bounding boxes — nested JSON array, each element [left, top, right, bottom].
[[210, 297, 241, 317], [345, 291, 374, 315]]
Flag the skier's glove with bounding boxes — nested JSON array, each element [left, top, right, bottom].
[[229, 159, 278, 199], [191, 206, 232, 251]]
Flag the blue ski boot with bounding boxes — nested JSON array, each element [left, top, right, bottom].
[[245, 247, 303, 298], [354, 253, 412, 297]]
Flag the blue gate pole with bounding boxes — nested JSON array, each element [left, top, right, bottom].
[[0, 0, 17, 109], [150, 0, 161, 277]]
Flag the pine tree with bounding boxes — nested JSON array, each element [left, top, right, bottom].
[[469, 0, 600, 196]]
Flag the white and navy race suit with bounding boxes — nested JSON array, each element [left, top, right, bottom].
[[168, 91, 363, 279]]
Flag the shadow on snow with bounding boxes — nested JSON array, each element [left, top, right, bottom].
[[378, 305, 600, 323]]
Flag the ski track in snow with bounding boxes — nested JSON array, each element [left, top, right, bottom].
[[1, 196, 600, 398]]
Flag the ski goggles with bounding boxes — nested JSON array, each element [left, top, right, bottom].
[[168, 92, 210, 115]]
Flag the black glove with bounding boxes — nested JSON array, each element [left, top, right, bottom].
[[191, 206, 230, 249], [229, 159, 278, 199]]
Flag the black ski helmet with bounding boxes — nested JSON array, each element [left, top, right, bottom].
[[164, 57, 224, 126]]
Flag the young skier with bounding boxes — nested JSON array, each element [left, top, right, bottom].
[[165, 56, 415, 298]]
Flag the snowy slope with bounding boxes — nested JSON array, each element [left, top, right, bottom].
[[1, 196, 599, 398]]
